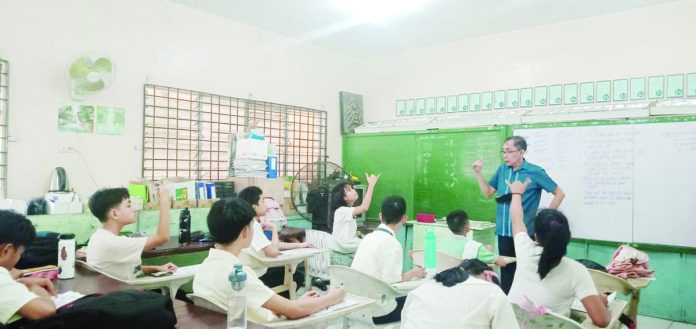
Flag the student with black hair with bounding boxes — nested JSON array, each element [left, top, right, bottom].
[[86, 187, 176, 280], [439, 210, 507, 267], [506, 179, 610, 327], [237, 186, 312, 292], [0, 210, 56, 325], [193, 198, 345, 323], [351, 195, 426, 324], [330, 173, 379, 247], [400, 259, 519, 329]]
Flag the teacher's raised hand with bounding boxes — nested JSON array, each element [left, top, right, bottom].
[[472, 157, 484, 174]]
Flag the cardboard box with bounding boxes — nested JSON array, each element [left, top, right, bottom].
[[228, 177, 284, 206]]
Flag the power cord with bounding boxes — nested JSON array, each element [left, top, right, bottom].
[[68, 147, 99, 188]]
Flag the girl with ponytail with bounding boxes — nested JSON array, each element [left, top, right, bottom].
[[506, 179, 610, 327], [401, 259, 519, 329]]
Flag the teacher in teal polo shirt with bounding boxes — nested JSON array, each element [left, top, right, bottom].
[[471, 135, 565, 294]]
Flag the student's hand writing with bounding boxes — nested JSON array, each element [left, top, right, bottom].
[[18, 277, 56, 296], [156, 262, 178, 273], [300, 242, 315, 248], [505, 178, 531, 195], [327, 285, 346, 303], [599, 293, 609, 306], [472, 157, 483, 174], [365, 173, 380, 186], [410, 266, 427, 279], [300, 290, 320, 299]]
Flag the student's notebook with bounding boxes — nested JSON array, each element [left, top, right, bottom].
[[313, 298, 358, 316]]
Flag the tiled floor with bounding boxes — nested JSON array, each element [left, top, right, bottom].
[[633, 315, 696, 329]]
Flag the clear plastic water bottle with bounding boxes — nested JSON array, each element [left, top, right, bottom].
[[227, 264, 247, 329], [424, 228, 437, 278]]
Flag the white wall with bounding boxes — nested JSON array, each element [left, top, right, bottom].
[[0, 0, 358, 200], [355, 0, 696, 122]]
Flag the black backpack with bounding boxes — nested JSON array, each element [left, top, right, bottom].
[[9, 290, 177, 329], [15, 232, 60, 269]]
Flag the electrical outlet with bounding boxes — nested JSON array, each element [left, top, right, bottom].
[[58, 146, 72, 153]]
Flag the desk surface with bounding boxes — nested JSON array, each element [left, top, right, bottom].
[[141, 236, 213, 258]]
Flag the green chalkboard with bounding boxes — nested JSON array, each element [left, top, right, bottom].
[[413, 128, 506, 220], [342, 133, 416, 220]]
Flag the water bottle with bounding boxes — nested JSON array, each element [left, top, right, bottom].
[[227, 264, 247, 329], [424, 228, 437, 278], [179, 207, 191, 244], [57, 233, 76, 279]]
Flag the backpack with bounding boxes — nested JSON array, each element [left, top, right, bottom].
[[9, 290, 177, 329], [16, 232, 60, 269], [263, 196, 287, 226]]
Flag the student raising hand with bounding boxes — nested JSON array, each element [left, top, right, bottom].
[[505, 178, 531, 195], [365, 173, 380, 186]]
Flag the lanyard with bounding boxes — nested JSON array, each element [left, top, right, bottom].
[[376, 227, 393, 236]]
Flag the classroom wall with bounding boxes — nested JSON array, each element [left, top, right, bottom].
[[353, 0, 696, 122], [0, 0, 358, 201]]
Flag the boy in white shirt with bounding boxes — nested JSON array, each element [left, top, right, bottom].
[[193, 197, 345, 323], [351, 195, 426, 324], [237, 186, 312, 292], [0, 210, 56, 325], [87, 187, 177, 280]]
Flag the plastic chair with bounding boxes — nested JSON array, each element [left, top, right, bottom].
[[186, 293, 226, 314], [408, 249, 462, 272], [305, 229, 356, 280], [327, 265, 402, 328], [77, 260, 195, 301], [511, 303, 583, 329], [587, 269, 640, 322]]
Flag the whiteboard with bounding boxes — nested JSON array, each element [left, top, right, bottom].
[[515, 121, 696, 248], [514, 126, 635, 243], [633, 122, 696, 248]]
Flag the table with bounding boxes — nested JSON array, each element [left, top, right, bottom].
[[242, 248, 325, 299], [142, 237, 213, 259]]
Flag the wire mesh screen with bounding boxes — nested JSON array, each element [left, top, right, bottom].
[[143, 84, 327, 181], [0, 59, 8, 199]]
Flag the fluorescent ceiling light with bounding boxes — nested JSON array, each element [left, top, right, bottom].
[[335, 0, 428, 24]]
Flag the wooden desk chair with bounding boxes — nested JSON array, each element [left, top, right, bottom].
[[77, 260, 196, 301], [327, 265, 402, 328], [587, 269, 641, 322], [408, 249, 462, 272]]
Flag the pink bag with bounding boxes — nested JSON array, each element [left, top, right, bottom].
[[263, 196, 287, 226]]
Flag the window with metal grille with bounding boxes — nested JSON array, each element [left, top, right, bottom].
[[142, 85, 327, 181], [0, 59, 8, 199]]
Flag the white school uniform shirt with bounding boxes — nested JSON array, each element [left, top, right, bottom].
[[508, 232, 598, 317], [193, 248, 277, 323], [350, 224, 402, 283], [239, 219, 271, 277], [0, 267, 40, 325], [86, 228, 147, 280], [332, 206, 362, 247], [401, 278, 520, 329]]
